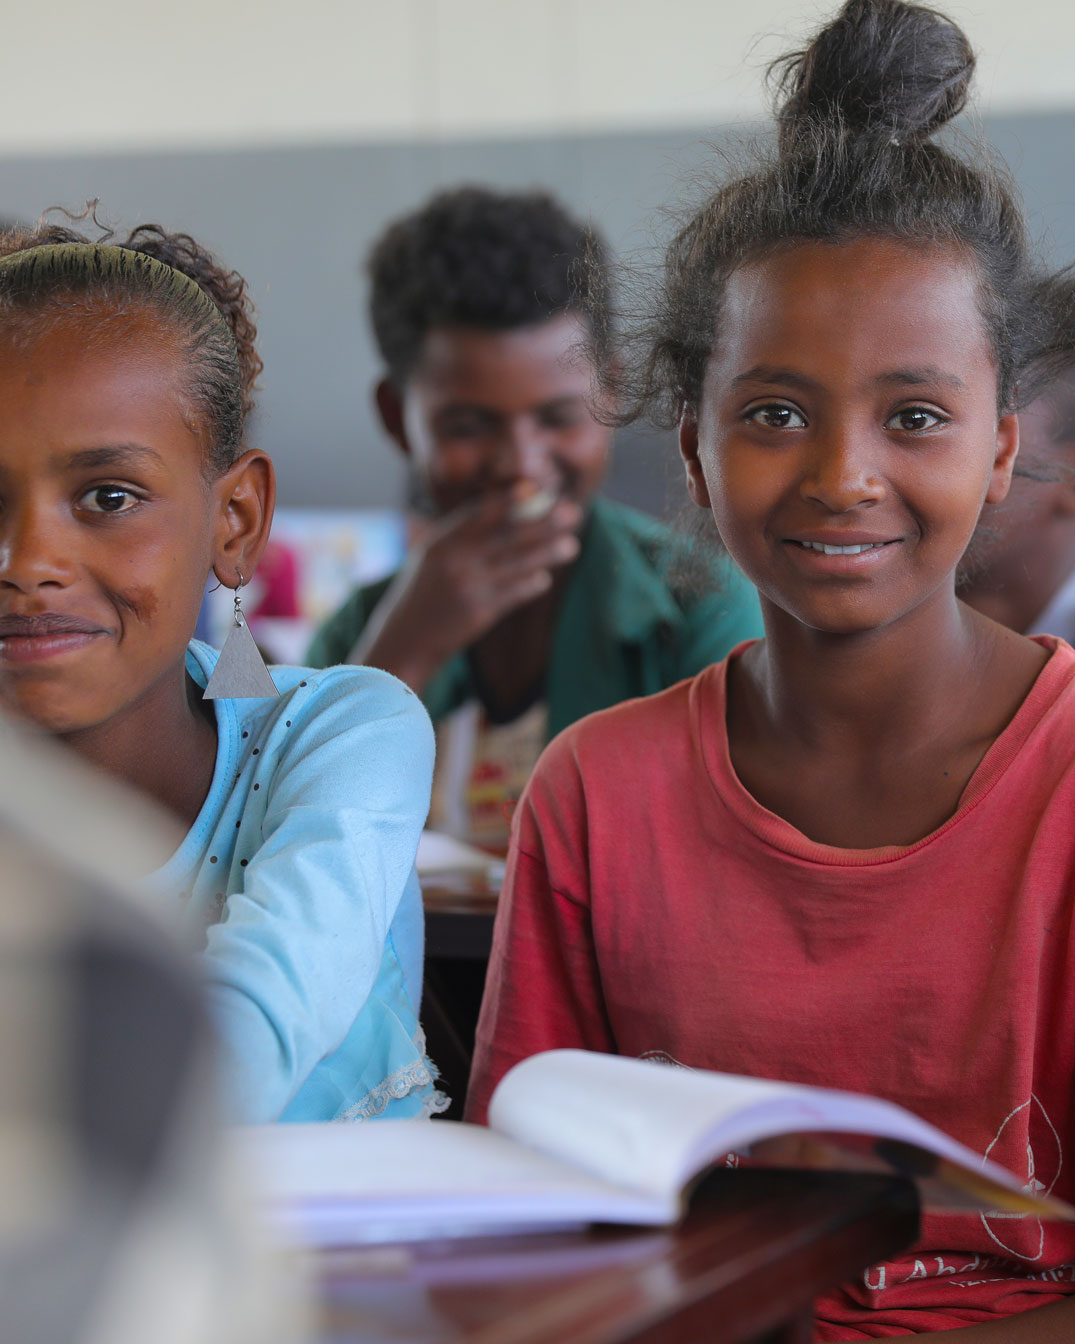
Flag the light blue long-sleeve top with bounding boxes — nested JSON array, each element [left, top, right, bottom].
[[149, 641, 440, 1123]]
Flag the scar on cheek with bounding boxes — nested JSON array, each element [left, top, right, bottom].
[[114, 586, 159, 622]]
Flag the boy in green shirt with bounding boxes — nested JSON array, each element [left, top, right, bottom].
[[309, 187, 761, 845]]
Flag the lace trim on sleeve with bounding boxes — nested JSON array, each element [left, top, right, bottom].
[[332, 1043, 451, 1123]]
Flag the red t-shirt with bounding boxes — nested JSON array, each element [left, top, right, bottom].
[[468, 638, 1075, 1337]]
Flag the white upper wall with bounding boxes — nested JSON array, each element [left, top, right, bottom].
[[4, 0, 1071, 155]]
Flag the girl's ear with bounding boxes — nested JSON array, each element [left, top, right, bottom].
[[209, 450, 276, 588], [374, 379, 411, 456], [678, 407, 712, 509], [985, 412, 1020, 505]]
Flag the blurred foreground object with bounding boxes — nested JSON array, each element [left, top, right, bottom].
[[0, 714, 304, 1344]]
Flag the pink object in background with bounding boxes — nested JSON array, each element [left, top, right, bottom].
[[247, 539, 301, 621]]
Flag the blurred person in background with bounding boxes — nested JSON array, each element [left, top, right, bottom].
[[308, 186, 762, 850], [962, 372, 1075, 640]]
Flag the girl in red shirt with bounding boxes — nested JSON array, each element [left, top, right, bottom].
[[469, 1, 1075, 1337]]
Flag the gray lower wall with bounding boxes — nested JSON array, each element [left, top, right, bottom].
[[1, 112, 1071, 516]]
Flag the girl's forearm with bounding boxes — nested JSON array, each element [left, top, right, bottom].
[[915, 1295, 1075, 1341]]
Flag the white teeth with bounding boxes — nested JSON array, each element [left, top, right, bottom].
[[511, 487, 558, 521], [797, 540, 885, 555]]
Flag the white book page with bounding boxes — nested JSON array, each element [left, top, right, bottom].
[[232, 1117, 674, 1246], [489, 1051, 1035, 1208], [415, 829, 505, 882]]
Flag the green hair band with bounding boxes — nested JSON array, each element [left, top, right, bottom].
[[0, 242, 232, 345]]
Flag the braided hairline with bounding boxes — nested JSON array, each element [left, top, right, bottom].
[[0, 242, 226, 316], [0, 224, 257, 475]]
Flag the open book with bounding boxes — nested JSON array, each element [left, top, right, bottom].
[[237, 1051, 1075, 1247], [415, 829, 505, 885]]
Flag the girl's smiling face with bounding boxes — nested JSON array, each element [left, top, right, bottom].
[[0, 313, 262, 736], [680, 236, 1020, 636]]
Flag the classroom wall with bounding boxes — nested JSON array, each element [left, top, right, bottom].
[[2, 3, 1074, 514], [3, 0, 1075, 154]]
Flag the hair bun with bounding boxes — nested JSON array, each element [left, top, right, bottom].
[[773, 0, 975, 149]]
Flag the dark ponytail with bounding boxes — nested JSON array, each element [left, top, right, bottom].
[[773, 0, 974, 151]]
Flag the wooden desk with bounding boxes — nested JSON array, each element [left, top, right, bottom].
[[421, 876, 501, 1115], [423, 874, 499, 961], [315, 1168, 918, 1344]]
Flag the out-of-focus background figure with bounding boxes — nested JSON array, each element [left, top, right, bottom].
[[0, 714, 302, 1344], [962, 373, 1075, 638], [308, 186, 762, 850]]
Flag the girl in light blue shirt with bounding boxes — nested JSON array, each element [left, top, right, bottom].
[[0, 220, 438, 1122]]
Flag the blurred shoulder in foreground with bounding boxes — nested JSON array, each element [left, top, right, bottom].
[[0, 714, 302, 1344]]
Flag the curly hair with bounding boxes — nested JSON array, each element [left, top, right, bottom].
[[367, 186, 612, 386], [0, 209, 262, 474], [607, 0, 1075, 428]]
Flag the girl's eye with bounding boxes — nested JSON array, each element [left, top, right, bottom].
[[79, 486, 140, 514], [746, 404, 807, 429], [885, 407, 944, 432]]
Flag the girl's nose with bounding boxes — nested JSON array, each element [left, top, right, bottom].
[[800, 438, 886, 513], [0, 510, 76, 592]]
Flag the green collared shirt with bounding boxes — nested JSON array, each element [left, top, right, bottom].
[[307, 497, 763, 741]]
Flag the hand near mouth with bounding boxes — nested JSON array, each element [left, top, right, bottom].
[[347, 485, 583, 694]]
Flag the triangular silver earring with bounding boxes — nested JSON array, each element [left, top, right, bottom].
[[203, 572, 280, 700]]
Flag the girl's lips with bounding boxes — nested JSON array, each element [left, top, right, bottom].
[[0, 631, 106, 669], [782, 537, 902, 575]]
